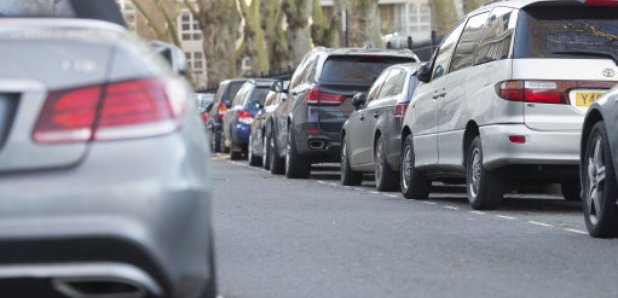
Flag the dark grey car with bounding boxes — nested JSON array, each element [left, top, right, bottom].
[[0, 2, 215, 298], [581, 85, 618, 238], [341, 63, 420, 191], [270, 48, 419, 179]]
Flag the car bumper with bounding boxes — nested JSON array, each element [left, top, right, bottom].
[[0, 133, 213, 298], [294, 123, 341, 162], [232, 122, 251, 146], [480, 124, 580, 170]]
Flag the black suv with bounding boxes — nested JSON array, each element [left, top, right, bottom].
[[207, 79, 248, 152], [270, 48, 418, 178]]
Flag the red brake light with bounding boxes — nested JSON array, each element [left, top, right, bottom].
[[306, 85, 346, 106], [393, 103, 408, 118], [585, 0, 618, 6], [33, 78, 183, 143], [237, 110, 253, 119], [524, 81, 564, 104], [201, 112, 209, 122], [217, 103, 228, 120], [496, 81, 524, 101], [496, 80, 574, 104]]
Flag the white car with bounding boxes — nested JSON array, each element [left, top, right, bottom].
[[400, 0, 618, 209]]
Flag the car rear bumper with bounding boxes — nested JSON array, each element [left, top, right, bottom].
[[480, 124, 580, 170], [294, 122, 341, 162], [0, 133, 213, 298], [232, 122, 251, 146]]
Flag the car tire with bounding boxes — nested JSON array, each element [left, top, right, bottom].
[[270, 131, 285, 175], [374, 135, 399, 191], [285, 127, 311, 179], [219, 133, 230, 154], [211, 129, 221, 153], [561, 180, 581, 201], [582, 121, 618, 238], [262, 133, 271, 170], [202, 227, 218, 298], [248, 135, 261, 166], [230, 142, 242, 160], [400, 134, 430, 200], [341, 135, 363, 186], [466, 136, 505, 210]]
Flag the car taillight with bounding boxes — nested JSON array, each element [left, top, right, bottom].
[[33, 78, 183, 143], [201, 112, 209, 122], [237, 110, 254, 125], [393, 103, 408, 118], [306, 85, 347, 106], [496, 80, 571, 104], [585, 0, 618, 6], [217, 103, 228, 120]]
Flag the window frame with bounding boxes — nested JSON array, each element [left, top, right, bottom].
[[429, 19, 467, 81], [449, 12, 491, 73]]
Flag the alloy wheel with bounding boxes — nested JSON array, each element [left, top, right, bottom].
[[375, 141, 383, 184], [586, 137, 606, 226], [469, 148, 482, 199], [402, 143, 412, 190]]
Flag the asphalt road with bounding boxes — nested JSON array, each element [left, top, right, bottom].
[[212, 156, 618, 298]]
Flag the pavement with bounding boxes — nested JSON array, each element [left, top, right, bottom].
[[211, 156, 618, 298]]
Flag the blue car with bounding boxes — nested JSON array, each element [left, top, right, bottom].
[[222, 79, 275, 160]]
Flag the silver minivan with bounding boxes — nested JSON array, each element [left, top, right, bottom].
[[401, 0, 618, 209]]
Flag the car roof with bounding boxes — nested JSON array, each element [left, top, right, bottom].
[[313, 47, 419, 61], [479, 0, 587, 10], [387, 62, 422, 74], [220, 78, 249, 85], [245, 78, 277, 87]]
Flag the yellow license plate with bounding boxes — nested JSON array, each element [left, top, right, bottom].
[[575, 91, 606, 107]]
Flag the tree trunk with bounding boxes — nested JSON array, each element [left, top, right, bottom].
[[311, 0, 338, 48], [429, 0, 459, 37], [282, 0, 313, 65], [333, 0, 383, 48], [237, 0, 269, 76], [263, 0, 290, 71]]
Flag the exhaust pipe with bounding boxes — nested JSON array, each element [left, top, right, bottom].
[[54, 278, 147, 298], [308, 140, 325, 150]]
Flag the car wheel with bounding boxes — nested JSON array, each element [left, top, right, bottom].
[[285, 127, 311, 179], [582, 121, 618, 238], [400, 134, 430, 199], [561, 180, 581, 201], [230, 142, 242, 160], [219, 134, 230, 154], [211, 129, 221, 153], [466, 136, 505, 210], [262, 133, 271, 170], [374, 136, 399, 191], [270, 131, 285, 175], [248, 134, 261, 166], [341, 135, 363, 186]]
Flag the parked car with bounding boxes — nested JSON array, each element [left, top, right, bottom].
[[222, 79, 275, 160], [581, 85, 618, 238], [400, 0, 618, 209], [270, 47, 419, 179], [248, 80, 289, 169], [341, 63, 421, 190], [196, 92, 215, 124], [0, 1, 216, 298], [206, 79, 248, 153]]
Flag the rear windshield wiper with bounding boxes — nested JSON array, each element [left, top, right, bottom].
[[552, 50, 618, 64]]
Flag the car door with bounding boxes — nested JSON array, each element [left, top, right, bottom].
[[348, 69, 390, 166], [225, 84, 250, 143], [437, 12, 490, 167], [412, 21, 466, 168]]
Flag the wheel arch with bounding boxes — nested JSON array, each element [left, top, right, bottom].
[[581, 109, 604, 162], [463, 121, 480, 166]]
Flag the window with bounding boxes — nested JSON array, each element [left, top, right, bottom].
[[431, 21, 466, 81], [407, 3, 431, 34], [178, 9, 202, 41], [289, 54, 313, 89], [185, 51, 207, 79], [321, 56, 414, 85], [367, 70, 391, 102], [475, 8, 516, 65], [232, 84, 251, 107], [450, 12, 489, 72], [377, 70, 404, 99]]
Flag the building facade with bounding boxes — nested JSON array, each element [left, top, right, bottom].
[[117, 0, 208, 88]]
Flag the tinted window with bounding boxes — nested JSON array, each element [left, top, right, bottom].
[[0, 0, 74, 17], [366, 70, 390, 102], [223, 82, 245, 105], [245, 87, 271, 106], [290, 54, 313, 89], [450, 13, 489, 72], [232, 84, 251, 106], [476, 8, 516, 65], [391, 70, 407, 96], [516, 7, 618, 59], [377, 70, 403, 99], [304, 59, 318, 84], [432, 21, 466, 80], [321, 56, 414, 84]]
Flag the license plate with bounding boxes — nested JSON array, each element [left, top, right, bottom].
[[574, 91, 606, 107]]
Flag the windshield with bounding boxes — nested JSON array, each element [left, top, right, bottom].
[[321, 56, 415, 84], [516, 7, 618, 59]]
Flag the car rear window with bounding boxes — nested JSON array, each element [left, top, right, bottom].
[[321, 56, 414, 84], [223, 81, 245, 105], [515, 7, 618, 59], [246, 87, 270, 106]]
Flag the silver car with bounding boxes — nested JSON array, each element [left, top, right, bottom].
[[0, 3, 215, 298], [401, 0, 618, 209]]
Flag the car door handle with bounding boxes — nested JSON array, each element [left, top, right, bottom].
[[438, 92, 447, 98], [373, 112, 379, 118]]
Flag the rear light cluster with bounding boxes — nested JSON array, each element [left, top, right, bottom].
[[237, 110, 254, 125], [393, 103, 408, 118], [306, 85, 347, 106], [585, 0, 618, 6], [33, 78, 184, 143], [217, 103, 228, 121], [496, 80, 615, 104]]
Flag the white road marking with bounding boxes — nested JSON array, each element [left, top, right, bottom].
[[316, 180, 327, 184], [343, 186, 352, 189], [370, 191, 380, 195], [469, 211, 486, 215], [422, 201, 437, 205], [528, 221, 554, 228], [564, 228, 588, 235], [383, 193, 399, 198], [328, 182, 339, 187], [496, 215, 516, 220], [443, 205, 459, 210], [354, 188, 364, 192]]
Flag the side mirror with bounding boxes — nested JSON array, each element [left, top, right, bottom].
[[271, 81, 283, 93], [417, 63, 431, 83], [151, 41, 188, 76], [352, 93, 367, 110]]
